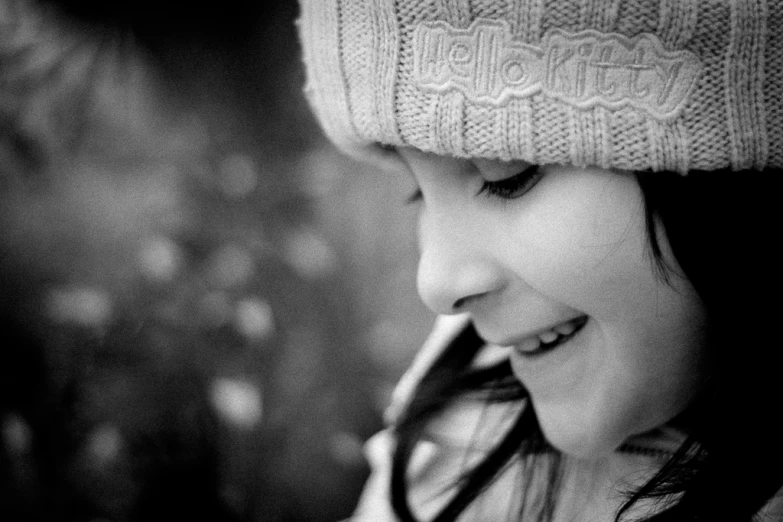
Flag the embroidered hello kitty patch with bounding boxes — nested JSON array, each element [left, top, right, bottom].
[[413, 19, 702, 121]]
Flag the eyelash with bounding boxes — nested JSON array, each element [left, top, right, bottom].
[[407, 165, 542, 204], [477, 165, 543, 200]]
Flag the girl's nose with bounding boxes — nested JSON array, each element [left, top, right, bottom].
[[416, 210, 504, 316]]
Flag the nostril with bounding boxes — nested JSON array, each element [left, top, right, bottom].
[[452, 293, 486, 311]]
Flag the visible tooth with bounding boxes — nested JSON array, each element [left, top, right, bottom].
[[517, 337, 542, 353], [538, 330, 559, 344], [554, 321, 577, 336]]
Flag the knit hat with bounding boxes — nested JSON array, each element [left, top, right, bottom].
[[297, 0, 782, 174]]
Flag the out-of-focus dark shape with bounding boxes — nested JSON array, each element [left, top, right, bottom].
[[39, 0, 267, 47]]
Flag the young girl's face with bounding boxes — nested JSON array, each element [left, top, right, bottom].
[[397, 147, 709, 458]]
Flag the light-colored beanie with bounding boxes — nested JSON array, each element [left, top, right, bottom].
[[297, 0, 782, 174]]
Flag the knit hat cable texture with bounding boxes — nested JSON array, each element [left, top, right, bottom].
[[298, 0, 782, 174]]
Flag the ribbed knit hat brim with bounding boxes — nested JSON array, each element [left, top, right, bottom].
[[298, 0, 782, 174]]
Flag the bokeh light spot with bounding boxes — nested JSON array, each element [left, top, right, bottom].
[[235, 297, 275, 340], [88, 425, 122, 466], [210, 378, 263, 429], [138, 235, 181, 281], [283, 229, 337, 279], [2, 414, 31, 455], [45, 286, 113, 327]]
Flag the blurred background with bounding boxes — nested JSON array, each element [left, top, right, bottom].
[[0, 0, 434, 520]]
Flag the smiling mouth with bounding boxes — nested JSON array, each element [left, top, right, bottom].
[[512, 316, 589, 357]]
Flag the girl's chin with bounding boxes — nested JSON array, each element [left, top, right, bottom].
[[535, 408, 626, 459]]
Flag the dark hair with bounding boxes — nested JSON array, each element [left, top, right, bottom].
[[390, 168, 783, 521]]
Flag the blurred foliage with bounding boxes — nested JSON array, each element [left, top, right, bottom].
[[0, 0, 433, 521]]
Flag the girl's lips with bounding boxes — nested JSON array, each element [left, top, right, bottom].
[[511, 316, 589, 357]]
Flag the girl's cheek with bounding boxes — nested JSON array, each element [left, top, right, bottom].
[[509, 213, 648, 316]]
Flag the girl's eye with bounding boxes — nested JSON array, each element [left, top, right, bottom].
[[477, 165, 543, 200], [404, 164, 543, 204]]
